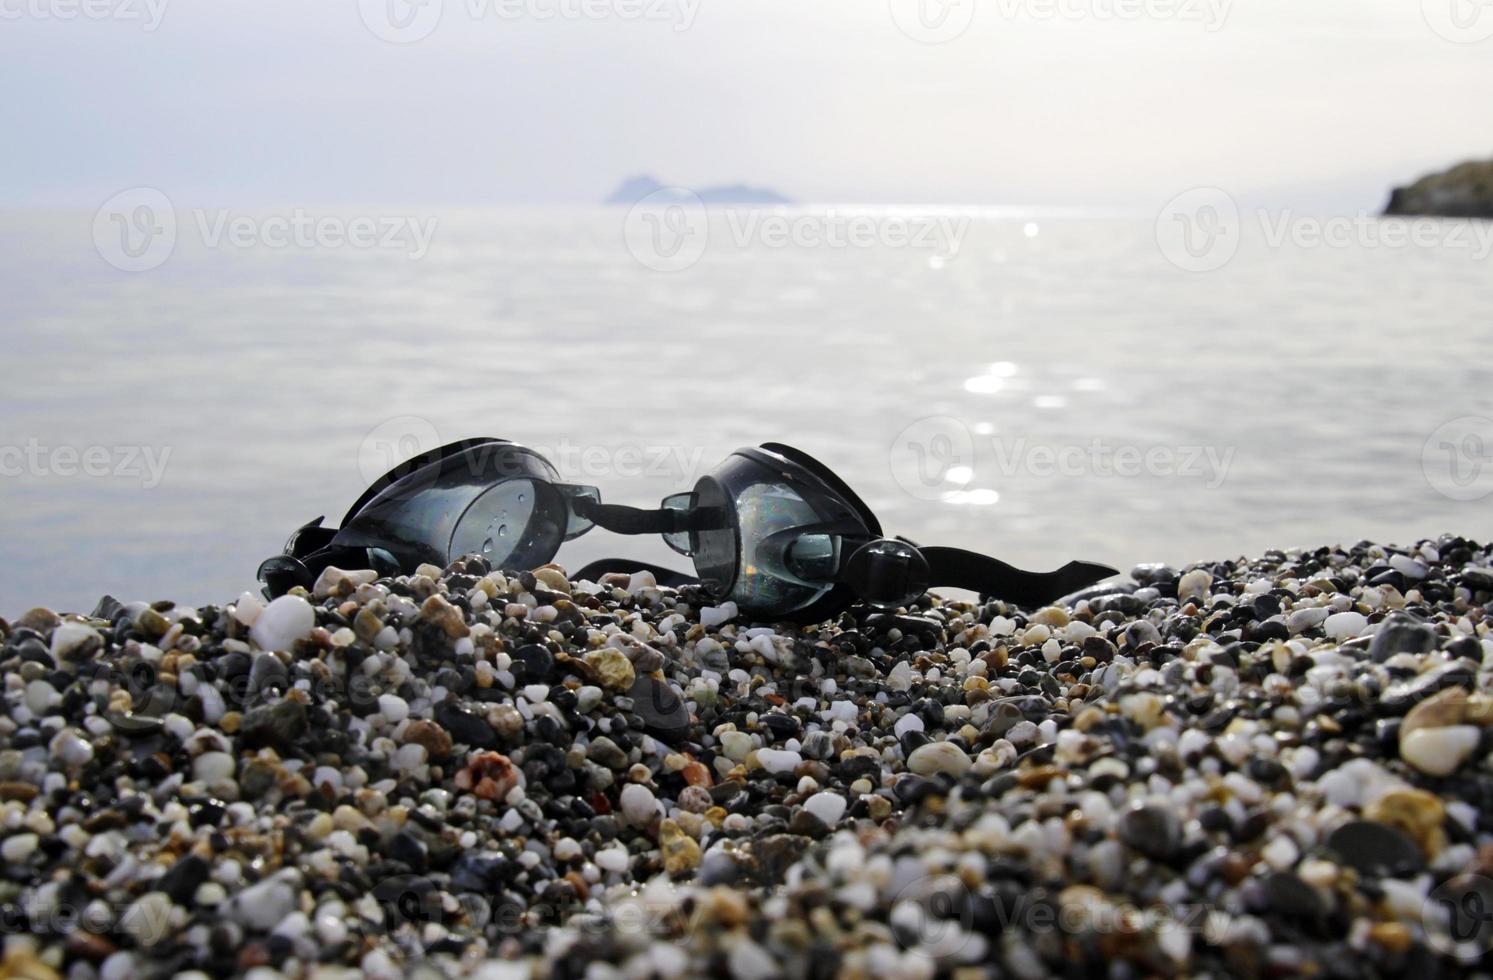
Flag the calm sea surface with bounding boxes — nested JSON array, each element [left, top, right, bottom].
[[2, 206, 1490, 613]]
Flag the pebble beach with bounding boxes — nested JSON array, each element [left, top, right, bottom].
[[4, 536, 1493, 979]]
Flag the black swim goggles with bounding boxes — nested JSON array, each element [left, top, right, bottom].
[[258, 438, 1115, 620]]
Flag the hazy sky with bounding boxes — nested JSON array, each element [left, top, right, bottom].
[[2, 0, 1490, 209]]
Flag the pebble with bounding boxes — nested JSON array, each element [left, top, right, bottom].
[[1401, 725, 1480, 776], [1287, 607, 1330, 633], [2, 833, 39, 863], [584, 648, 636, 692], [48, 728, 93, 768], [192, 751, 236, 783], [803, 791, 847, 826], [312, 565, 378, 599], [1323, 610, 1368, 640], [700, 602, 738, 629], [24, 679, 61, 714], [619, 783, 657, 826], [5, 536, 1493, 979], [720, 731, 753, 761], [50, 621, 102, 661], [120, 892, 175, 947], [1326, 821, 1423, 877], [1117, 804, 1181, 860], [756, 749, 801, 774], [658, 818, 701, 876], [630, 676, 690, 741], [905, 741, 972, 777], [1369, 616, 1438, 662], [227, 873, 300, 931], [1176, 568, 1212, 602], [378, 693, 410, 724], [248, 594, 315, 652]]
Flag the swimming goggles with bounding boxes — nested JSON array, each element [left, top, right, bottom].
[[258, 438, 1115, 620]]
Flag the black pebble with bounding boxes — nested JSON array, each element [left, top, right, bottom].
[[156, 854, 210, 904], [435, 702, 500, 749], [628, 676, 690, 744], [1325, 821, 1424, 877]]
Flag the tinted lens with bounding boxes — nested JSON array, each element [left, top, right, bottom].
[[785, 533, 839, 582], [690, 477, 737, 595], [661, 492, 695, 555], [555, 484, 601, 540], [450, 478, 568, 569], [725, 481, 833, 614]]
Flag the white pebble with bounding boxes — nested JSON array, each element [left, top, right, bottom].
[[1261, 834, 1299, 870], [392, 743, 427, 773], [906, 741, 972, 777], [803, 791, 847, 826], [49, 728, 94, 768], [24, 680, 61, 714], [1402, 725, 1481, 776], [619, 784, 658, 826], [757, 749, 802, 774], [700, 602, 738, 629], [193, 752, 236, 784], [249, 595, 316, 652], [227, 872, 300, 931], [893, 714, 925, 738], [595, 845, 629, 873], [886, 661, 913, 691], [1286, 607, 1329, 633], [232, 592, 263, 627], [729, 938, 779, 980], [120, 892, 175, 947], [2, 833, 38, 863], [378, 694, 409, 724], [720, 731, 753, 761], [1323, 611, 1367, 640]]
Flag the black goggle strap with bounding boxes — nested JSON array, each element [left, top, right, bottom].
[[568, 557, 700, 588], [917, 547, 1118, 607], [569, 498, 729, 536]]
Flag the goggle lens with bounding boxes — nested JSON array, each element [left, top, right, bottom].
[[451, 478, 568, 570]]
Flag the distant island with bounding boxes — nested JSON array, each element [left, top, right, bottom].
[[604, 174, 793, 206], [1384, 157, 1493, 218]]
